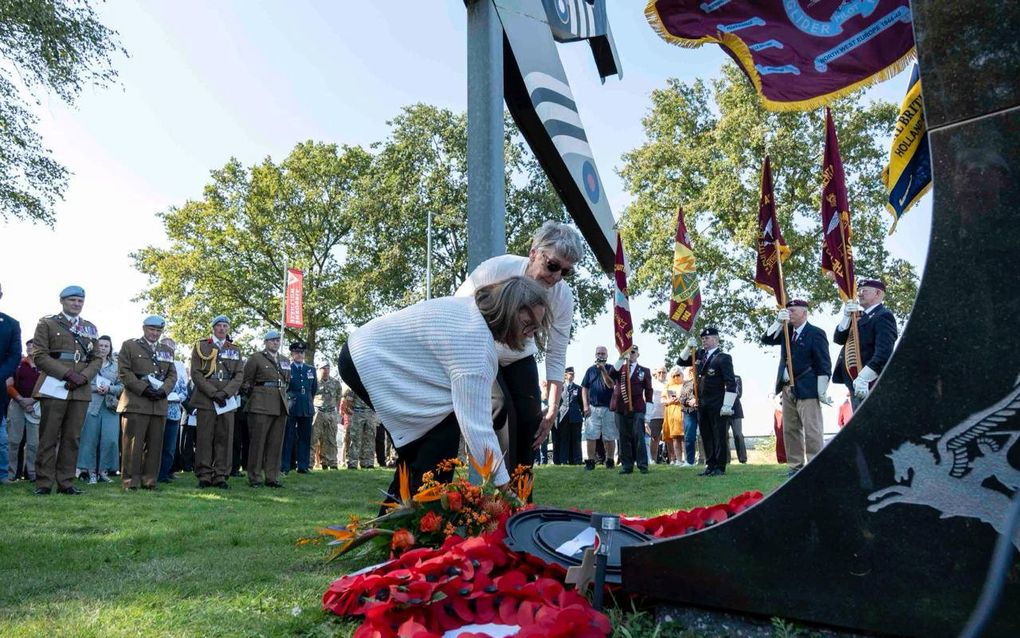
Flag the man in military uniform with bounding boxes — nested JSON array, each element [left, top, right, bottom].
[[761, 299, 832, 476], [189, 315, 243, 489], [342, 384, 376, 469], [833, 278, 898, 408], [312, 362, 342, 470], [678, 327, 737, 477], [31, 285, 102, 495], [117, 316, 178, 490], [281, 340, 316, 474], [241, 330, 289, 488]]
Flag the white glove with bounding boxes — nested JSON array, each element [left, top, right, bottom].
[[777, 309, 790, 322], [720, 391, 737, 417], [679, 337, 698, 360], [766, 309, 789, 337], [838, 301, 862, 330], [687, 337, 698, 348], [853, 366, 878, 398], [817, 376, 832, 406]]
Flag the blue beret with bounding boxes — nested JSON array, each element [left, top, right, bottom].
[[211, 315, 230, 327], [60, 285, 85, 299], [263, 329, 281, 341], [143, 315, 166, 328]]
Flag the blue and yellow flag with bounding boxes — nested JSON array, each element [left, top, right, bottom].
[[881, 64, 931, 232]]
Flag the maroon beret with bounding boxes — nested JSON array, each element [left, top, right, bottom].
[[786, 299, 809, 309], [859, 279, 887, 292]]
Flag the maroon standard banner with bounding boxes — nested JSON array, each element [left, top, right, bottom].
[[284, 268, 304, 329], [645, 0, 915, 111], [754, 156, 791, 306], [613, 233, 634, 355], [820, 108, 856, 302], [669, 206, 701, 333]]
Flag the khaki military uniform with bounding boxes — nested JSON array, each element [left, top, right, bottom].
[[241, 351, 290, 485], [189, 338, 244, 485], [312, 377, 342, 469], [117, 338, 177, 489], [342, 385, 376, 469], [31, 314, 102, 492]]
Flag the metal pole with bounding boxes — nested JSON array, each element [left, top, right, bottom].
[[426, 208, 433, 300], [466, 0, 506, 270]]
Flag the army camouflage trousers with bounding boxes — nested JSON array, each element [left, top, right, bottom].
[[346, 411, 376, 469], [312, 410, 339, 469]]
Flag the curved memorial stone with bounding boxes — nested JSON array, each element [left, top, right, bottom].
[[621, 2, 1020, 636]]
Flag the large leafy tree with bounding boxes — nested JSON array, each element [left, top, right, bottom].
[[618, 64, 917, 356], [346, 103, 608, 328], [133, 141, 374, 362], [1, 0, 125, 224]]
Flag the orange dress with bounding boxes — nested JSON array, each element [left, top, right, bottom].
[[661, 381, 685, 441]]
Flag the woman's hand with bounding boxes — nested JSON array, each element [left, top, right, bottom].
[[97, 385, 109, 395], [533, 412, 556, 449]]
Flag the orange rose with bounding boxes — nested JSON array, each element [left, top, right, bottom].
[[390, 528, 416, 555], [419, 511, 442, 533], [446, 491, 463, 512]]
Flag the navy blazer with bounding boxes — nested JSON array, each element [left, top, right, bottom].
[[0, 312, 22, 419], [287, 362, 318, 417], [678, 348, 736, 409], [832, 304, 898, 386], [761, 322, 832, 399]]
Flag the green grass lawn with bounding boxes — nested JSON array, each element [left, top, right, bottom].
[[0, 461, 787, 637]]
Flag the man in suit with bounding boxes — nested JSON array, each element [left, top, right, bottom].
[[31, 285, 102, 495], [678, 327, 737, 476], [833, 279, 898, 408], [282, 340, 316, 474], [189, 315, 244, 489], [609, 345, 654, 475], [762, 299, 833, 476], [0, 282, 22, 485], [117, 316, 177, 490], [241, 329, 290, 488]]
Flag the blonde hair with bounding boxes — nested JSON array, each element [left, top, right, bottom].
[[475, 276, 551, 351]]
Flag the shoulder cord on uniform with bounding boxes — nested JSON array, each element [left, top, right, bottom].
[[195, 343, 219, 378]]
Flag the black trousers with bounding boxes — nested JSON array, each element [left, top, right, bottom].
[[497, 356, 541, 476], [616, 410, 648, 471], [698, 407, 730, 471], [553, 417, 582, 465], [381, 413, 461, 515], [729, 417, 747, 463]]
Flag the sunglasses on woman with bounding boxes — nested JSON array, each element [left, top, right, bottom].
[[542, 253, 574, 278]]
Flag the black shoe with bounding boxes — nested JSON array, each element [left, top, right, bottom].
[[619, 467, 633, 475], [786, 467, 800, 478], [708, 468, 725, 476], [158, 478, 170, 484], [213, 481, 230, 489], [197, 480, 212, 488], [34, 487, 52, 495], [639, 467, 650, 474], [605, 459, 615, 470], [249, 481, 264, 488], [58, 486, 83, 495], [230, 470, 243, 477], [266, 481, 284, 488], [296, 468, 309, 474], [697, 469, 714, 476], [166, 473, 177, 481], [584, 460, 596, 471]]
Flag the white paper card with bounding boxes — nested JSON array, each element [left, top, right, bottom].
[[39, 376, 69, 400], [214, 395, 240, 415], [147, 374, 163, 390], [554, 526, 597, 558], [186, 411, 197, 426], [166, 392, 181, 402]]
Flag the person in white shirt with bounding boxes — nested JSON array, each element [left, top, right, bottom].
[[455, 221, 583, 487], [338, 276, 551, 506], [646, 367, 667, 463]]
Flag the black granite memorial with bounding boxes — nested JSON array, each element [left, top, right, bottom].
[[622, 2, 1020, 636]]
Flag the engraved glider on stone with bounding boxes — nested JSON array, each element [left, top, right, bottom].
[[868, 376, 1020, 551], [496, 0, 622, 271]]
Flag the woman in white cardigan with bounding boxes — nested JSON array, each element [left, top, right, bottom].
[[338, 276, 550, 503], [455, 221, 583, 483]]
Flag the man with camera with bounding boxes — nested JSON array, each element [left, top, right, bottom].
[[581, 345, 617, 470]]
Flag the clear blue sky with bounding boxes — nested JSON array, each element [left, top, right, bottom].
[[1, 1, 931, 435]]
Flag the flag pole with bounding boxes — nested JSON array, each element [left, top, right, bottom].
[[775, 254, 796, 390], [838, 218, 863, 376]]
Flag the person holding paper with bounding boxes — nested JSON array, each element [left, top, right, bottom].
[[117, 317, 177, 490], [76, 335, 121, 484], [31, 285, 102, 495], [189, 315, 244, 489], [241, 329, 290, 488]]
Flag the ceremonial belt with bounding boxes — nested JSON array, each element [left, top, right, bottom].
[[259, 381, 283, 387], [212, 371, 230, 381], [316, 406, 337, 413], [51, 352, 77, 361]]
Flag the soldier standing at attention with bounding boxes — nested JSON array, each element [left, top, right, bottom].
[[189, 315, 243, 489], [282, 340, 316, 474], [32, 285, 102, 495], [678, 327, 737, 477], [343, 383, 376, 470], [312, 362, 342, 470], [241, 330, 289, 488], [117, 316, 177, 490]]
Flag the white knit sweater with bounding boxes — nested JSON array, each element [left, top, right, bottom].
[[348, 296, 510, 485], [455, 254, 573, 381]]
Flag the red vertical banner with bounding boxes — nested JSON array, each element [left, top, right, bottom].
[[819, 108, 857, 302], [668, 205, 701, 333], [613, 232, 633, 355], [284, 268, 305, 329], [754, 156, 791, 306]]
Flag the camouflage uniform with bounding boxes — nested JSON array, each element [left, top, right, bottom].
[[312, 377, 343, 469], [342, 386, 376, 469]]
